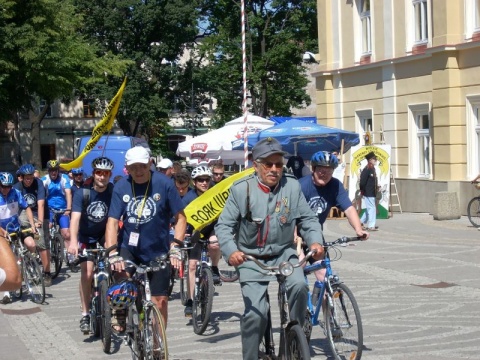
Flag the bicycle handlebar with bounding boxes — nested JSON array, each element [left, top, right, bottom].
[[324, 235, 366, 247], [122, 258, 169, 273], [243, 251, 316, 273], [49, 208, 71, 215]]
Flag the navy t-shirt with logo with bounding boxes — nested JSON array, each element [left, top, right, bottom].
[[299, 176, 352, 225], [14, 178, 46, 215], [72, 185, 112, 244], [108, 171, 185, 262]]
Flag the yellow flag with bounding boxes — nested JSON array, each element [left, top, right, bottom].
[[60, 77, 128, 170], [185, 167, 255, 231]]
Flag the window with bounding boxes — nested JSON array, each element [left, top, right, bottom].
[[356, 109, 373, 145], [465, 0, 480, 39], [39, 100, 52, 118], [83, 99, 95, 118], [408, 104, 431, 178], [413, 0, 428, 43], [466, 95, 480, 178], [360, 0, 372, 54]]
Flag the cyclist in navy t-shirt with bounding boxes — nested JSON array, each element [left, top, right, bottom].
[[105, 146, 186, 332], [299, 151, 368, 280], [69, 157, 114, 334]]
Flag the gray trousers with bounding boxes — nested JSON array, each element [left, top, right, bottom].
[[239, 266, 308, 360]]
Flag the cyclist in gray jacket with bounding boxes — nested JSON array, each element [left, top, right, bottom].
[[215, 137, 324, 360]]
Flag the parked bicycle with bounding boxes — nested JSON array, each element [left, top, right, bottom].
[[7, 225, 45, 304], [76, 244, 116, 353], [121, 257, 169, 360], [244, 254, 312, 360], [467, 181, 480, 227], [174, 235, 215, 335], [48, 208, 68, 277], [303, 236, 364, 360]]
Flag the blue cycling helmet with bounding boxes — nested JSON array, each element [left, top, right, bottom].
[[107, 280, 138, 310], [310, 151, 339, 169], [0, 172, 14, 186], [19, 164, 36, 175], [71, 167, 84, 175]]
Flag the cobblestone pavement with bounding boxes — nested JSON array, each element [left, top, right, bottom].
[[0, 213, 479, 359]]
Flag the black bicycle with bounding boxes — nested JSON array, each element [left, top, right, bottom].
[[174, 236, 215, 335], [77, 245, 115, 353], [48, 208, 67, 277], [467, 182, 480, 227], [244, 254, 311, 360], [7, 226, 45, 304]]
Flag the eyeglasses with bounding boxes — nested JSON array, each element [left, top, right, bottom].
[[94, 170, 111, 177], [195, 178, 210, 183], [0, 185, 12, 189], [213, 172, 224, 177], [256, 161, 284, 170], [74, 173, 83, 177], [314, 166, 333, 173]]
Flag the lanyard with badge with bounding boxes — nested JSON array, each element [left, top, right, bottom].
[[128, 177, 150, 247]]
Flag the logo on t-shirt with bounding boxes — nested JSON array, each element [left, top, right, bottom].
[[308, 196, 328, 216], [87, 201, 109, 223], [24, 193, 37, 207], [125, 196, 157, 225]]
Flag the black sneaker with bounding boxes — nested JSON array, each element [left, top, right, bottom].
[[211, 266, 221, 285], [80, 315, 90, 334], [1, 294, 11, 305], [43, 273, 52, 287], [184, 299, 193, 317]]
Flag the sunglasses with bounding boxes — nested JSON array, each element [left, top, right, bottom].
[[213, 172, 224, 176], [256, 161, 284, 170], [74, 173, 83, 177], [176, 183, 189, 191], [94, 170, 111, 177], [195, 178, 210, 183], [1, 185, 12, 189]]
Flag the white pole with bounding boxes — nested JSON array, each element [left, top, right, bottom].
[[241, 0, 248, 168]]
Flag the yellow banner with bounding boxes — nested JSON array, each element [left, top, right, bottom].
[[185, 167, 255, 231], [60, 77, 128, 170]]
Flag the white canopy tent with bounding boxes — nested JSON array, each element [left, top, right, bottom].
[[176, 115, 274, 165]]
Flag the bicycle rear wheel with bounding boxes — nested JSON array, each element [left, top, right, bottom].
[[286, 324, 311, 360], [99, 279, 112, 353], [467, 196, 480, 227], [144, 305, 168, 360], [179, 258, 189, 305], [192, 266, 214, 335], [50, 233, 63, 279], [23, 252, 45, 304], [325, 283, 363, 360]]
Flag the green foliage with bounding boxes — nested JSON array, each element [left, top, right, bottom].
[[197, 0, 318, 126], [74, 0, 199, 156]]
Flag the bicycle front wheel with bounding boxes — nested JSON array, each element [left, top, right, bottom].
[[467, 197, 480, 227], [99, 279, 112, 353], [192, 266, 214, 335], [179, 258, 189, 306], [144, 305, 168, 360], [325, 283, 363, 360], [23, 252, 45, 304], [127, 305, 143, 360], [50, 233, 63, 279], [286, 324, 311, 360]]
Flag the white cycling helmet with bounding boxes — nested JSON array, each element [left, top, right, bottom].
[[92, 157, 114, 171], [191, 166, 212, 179]]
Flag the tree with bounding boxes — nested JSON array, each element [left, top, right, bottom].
[[74, 0, 200, 157], [0, 0, 131, 168], [197, 0, 318, 126]]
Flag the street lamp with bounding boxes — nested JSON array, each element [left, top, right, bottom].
[[170, 84, 214, 136]]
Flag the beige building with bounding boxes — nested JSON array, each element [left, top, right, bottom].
[[314, 0, 480, 214]]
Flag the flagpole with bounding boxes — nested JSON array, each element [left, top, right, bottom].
[[241, 0, 248, 168]]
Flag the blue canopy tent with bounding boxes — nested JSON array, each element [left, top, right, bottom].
[[232, 119, 360, 159]]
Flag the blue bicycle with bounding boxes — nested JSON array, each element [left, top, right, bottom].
[[303, 236, 364, 360]]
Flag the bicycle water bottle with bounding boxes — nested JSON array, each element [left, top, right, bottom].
[[311, 281, 323, 305]]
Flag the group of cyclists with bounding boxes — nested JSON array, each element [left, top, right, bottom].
[[0, 141, 370, 359]]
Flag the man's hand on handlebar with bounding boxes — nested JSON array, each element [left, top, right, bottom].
[[229, 250, 246, 266], [310, 243, 324, 261]]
